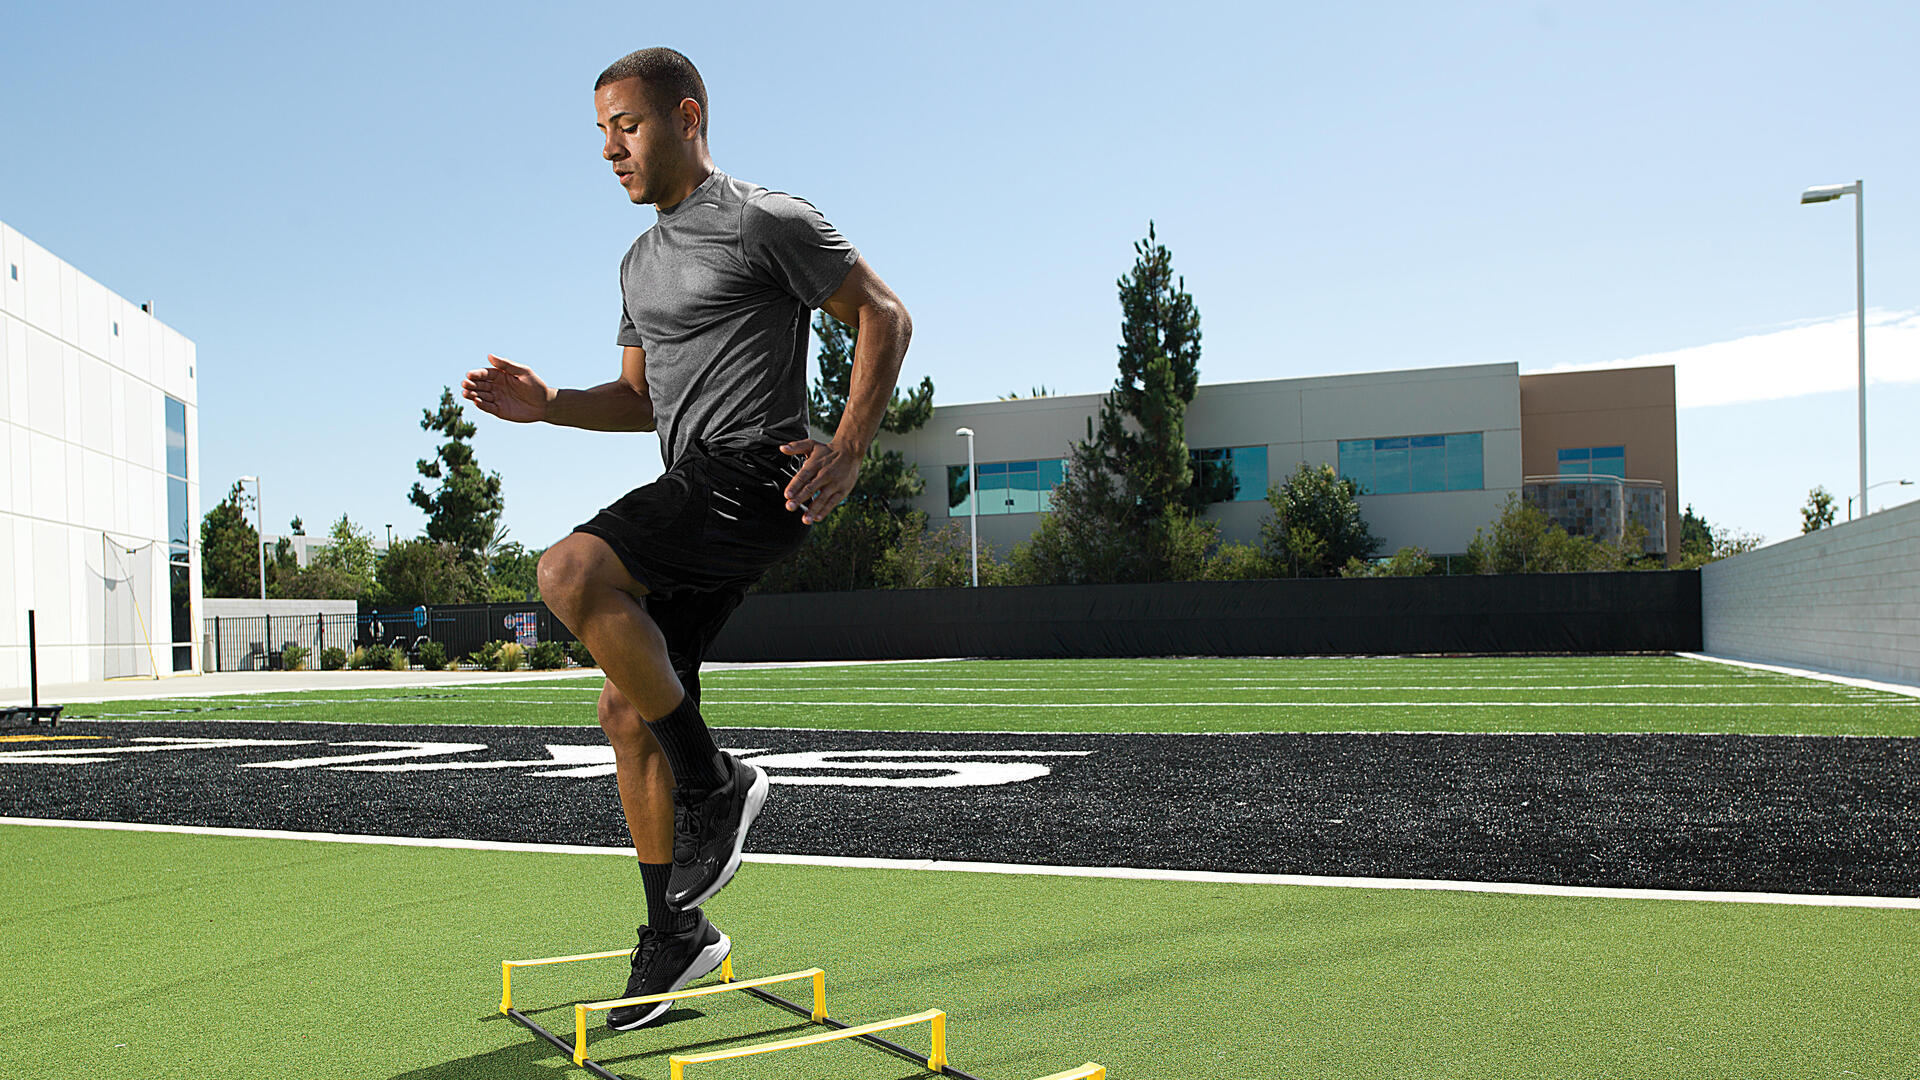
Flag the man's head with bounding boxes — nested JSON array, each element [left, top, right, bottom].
[[594, 48, 711, 206]]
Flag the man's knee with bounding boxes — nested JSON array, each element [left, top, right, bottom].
[[539, 534, 636, 621], [597, 682, 661, 756]]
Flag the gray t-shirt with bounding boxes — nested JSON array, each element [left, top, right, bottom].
[[617, 169, 859, 470]]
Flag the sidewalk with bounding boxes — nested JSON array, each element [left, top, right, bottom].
[[0, 657, 950, 707]]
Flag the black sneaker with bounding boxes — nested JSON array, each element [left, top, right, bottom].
[[605, 911, 731, 1030], [666, 755, 769, 911]]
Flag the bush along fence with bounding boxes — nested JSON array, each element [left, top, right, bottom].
[[201, 604, 595, 673]]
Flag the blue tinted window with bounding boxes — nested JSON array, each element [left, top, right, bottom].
[[1446, 432, 1483, 490], [1375, 436, 1409, 451], [1374, 444, 1410, 493], [947, 464, 973, 515], [1557, 447, 1589, 463], [1559, 444, 1626, 478], [1411, 442, 1447, 492], [168, 476, 190, 549], [1337, 440, 1371, 493], [1410, 435, 1445, 448], [1593, 446, 1625, 460], [165, 396, 188, 479], [1229, 446, 1268, 501]]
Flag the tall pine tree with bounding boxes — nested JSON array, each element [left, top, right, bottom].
[[1017, 222, 1219, 582], [409, 388, 505, 561]]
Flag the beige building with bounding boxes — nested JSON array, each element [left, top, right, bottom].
[[877, 361, 1678, 567]]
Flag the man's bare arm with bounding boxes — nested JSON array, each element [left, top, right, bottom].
[[780, 257, 912, 523], [463, 348, 655, 432], [548, 346, 656, 431]]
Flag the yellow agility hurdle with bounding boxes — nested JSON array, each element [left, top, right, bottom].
[[495, 945, 1103, 1080], [1031, 1065, 1106, 1080], [573, 965, 827, 1068], [668, 1008, 947, 1080]]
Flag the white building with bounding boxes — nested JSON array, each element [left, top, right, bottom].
[[1, 219, 201, 689]]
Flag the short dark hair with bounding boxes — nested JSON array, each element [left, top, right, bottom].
[[595, 48, 708, 140]]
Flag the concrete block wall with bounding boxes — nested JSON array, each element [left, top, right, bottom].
[[1701, 498, 1920, 685]]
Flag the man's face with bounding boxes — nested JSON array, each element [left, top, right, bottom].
[[595, 78, 678, 205]]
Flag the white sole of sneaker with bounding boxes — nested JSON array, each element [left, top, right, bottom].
[[605, 931, 733, 1031], [679, 763, 768, 911]]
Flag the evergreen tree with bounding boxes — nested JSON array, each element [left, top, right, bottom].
[[199, 481, 260, 597], [1017, 223, 1221, 583], [377, 538, 488, 607], [756, 311, 935, 592], [409, 388, 505, 560]]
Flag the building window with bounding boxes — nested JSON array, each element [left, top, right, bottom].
[[1558, 445, 1625, 479], [1190, 445, 1269, 503], [948, 458, 1067, 516], [165, 395, 192, 672], [1337, 432, 1483, 494], [113, 321, 120, 336], [8, 264, 16, 280]]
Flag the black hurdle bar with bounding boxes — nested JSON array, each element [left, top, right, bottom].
[[504, 1009, 624, 1080], [506, 985, 989, 1080]]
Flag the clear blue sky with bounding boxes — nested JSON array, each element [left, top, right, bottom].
[[4, 0, 1915, 549]]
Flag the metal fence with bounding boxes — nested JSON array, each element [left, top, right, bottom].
[[202, 613, 359, 672]]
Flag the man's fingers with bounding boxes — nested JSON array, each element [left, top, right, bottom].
[[487, 353, 525, 374]]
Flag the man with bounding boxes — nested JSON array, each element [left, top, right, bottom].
[[461, 46, 911, 1030]]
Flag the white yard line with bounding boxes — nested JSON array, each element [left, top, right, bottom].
[[3, 816, 1912, 910], [1678, 653, 1920, 700]]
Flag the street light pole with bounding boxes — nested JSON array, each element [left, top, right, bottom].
[[1801, 179, 1867, 524], [955, 427, 978, 587], [238, 474, 264, 601], [1846, 478, 1913, 522]]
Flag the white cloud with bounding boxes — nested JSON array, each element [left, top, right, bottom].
[[1525, 309, 1920, 409]]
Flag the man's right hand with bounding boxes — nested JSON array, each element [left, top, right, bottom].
[[462, 354, 551, 423]]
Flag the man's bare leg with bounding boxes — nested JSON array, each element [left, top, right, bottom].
[[597, 679, 673, 862], [540, 531, 766, 912]]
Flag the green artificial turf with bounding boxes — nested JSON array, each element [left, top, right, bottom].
[[63, 656, 1920, 736], [1, 824, 1912, 1079]]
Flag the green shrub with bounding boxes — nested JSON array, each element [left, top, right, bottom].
[[351, 643, 393, 670], [280, 644, 311, 671], [417, 640, 448, 671], [566, 640, 597, 668], [387, 644, 410, 670], [499, 642, 526, 671], [467, 640, 505, 671], [528, 641, 568, 670], [321, 646, 347, 671]]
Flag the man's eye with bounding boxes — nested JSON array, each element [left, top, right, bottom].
[[623, 125, 638, 134]]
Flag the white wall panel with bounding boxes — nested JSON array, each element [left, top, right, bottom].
[[28, 431, 67, 521], [58, 263, 79, 346], [0, 315, 10, 425], [30, 521, 69, 644], [4, 316, 24, 424], [112, 460, 131, 533], [21, 237, 59, 333], [11, 516, 31, 616], [108, 369, 127, 459], [76, 273, 110, 358], [77, 352, 111, 454], [81, 448, 113, 532], [123, 380, 154, 471], [0, 434, 10, 519], [126, 463, 155, 540], [0, 225, 22, 315], [106, 296, 127, 372], [119, 305, 149, 383], [62, 344, 84, 446], [0, 520, 14, 647], [7, 426, 25, 518], [24, 326, 63, 438]]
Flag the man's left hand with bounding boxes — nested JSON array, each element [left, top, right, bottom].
[[779, 438, 862, 524]]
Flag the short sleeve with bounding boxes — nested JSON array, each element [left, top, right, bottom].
[[616, 250, 644, 347], [741, 192, 859, 308]]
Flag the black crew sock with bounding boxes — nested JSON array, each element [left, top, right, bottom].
[[645, 693, 728, 793], [639, 860, 698, 933]]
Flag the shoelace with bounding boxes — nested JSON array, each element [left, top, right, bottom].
[[671, 792, 703, 863], [626, 930, 665, 993]]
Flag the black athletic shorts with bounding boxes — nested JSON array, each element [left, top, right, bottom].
[[574, 441, 810, 703]]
